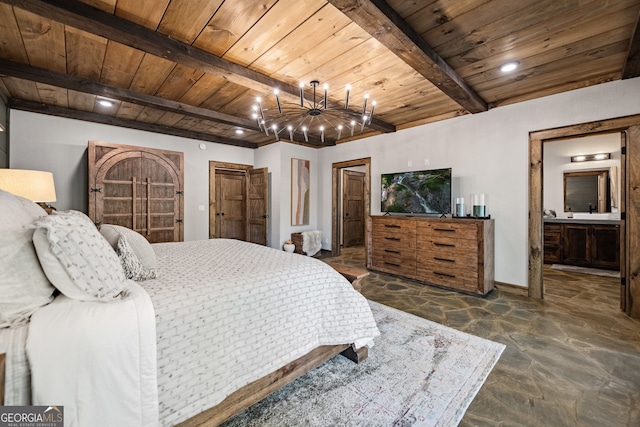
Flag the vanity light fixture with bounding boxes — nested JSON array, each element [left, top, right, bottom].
[[570, 153, 611, 162], [500, 61, 519, 73]]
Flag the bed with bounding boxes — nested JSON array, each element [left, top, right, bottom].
[[0, 189, 380, 426]]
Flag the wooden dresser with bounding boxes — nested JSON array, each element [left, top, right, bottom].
[[368, 216, 495, 295]]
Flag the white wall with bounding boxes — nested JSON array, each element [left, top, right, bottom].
[[316, 77, 640, 288], [9, 112, 253, 242], [543, 133, 621, 217]]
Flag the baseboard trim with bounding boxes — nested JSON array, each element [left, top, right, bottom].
[[495, 281, 528, 296]]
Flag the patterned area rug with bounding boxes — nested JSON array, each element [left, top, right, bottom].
[[550, 264, 620, 278], [222, 301, 505, 427]]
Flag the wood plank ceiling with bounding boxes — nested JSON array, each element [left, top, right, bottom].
[[0, 0, 638, 149]]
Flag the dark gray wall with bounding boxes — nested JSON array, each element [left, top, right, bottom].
[[0, 96, 7, 168]]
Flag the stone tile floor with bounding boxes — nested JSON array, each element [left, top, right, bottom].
[[323, 247, 640, 426]]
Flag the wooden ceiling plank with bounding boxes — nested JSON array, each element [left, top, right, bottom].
[[480, 53, 626, 103], [35, 81, 67, 106], [274, 22, 370, 81], [1, 76, 40, 101], [384, 0, 439, 19], [8, 97, 260, 148], [153, 63, 205, 101], [67, 88, 95, 111], [487, 72, 620, 109], [327, 0, 487, 113], [64, 25, 107, 81], [450, 0, 637, 72], [402, 0, 490, 35], [192, 0, 277, 57], [77, 0, 114, 13], [177, 73, 228, 108], [0, 58, 260, 130], [128, 53, 176, 95], [137, 106, 166, 124], [1, 0, 395, 134], [623, 4, 640, 79], [465, 25, 634, 89], [155, 111, 187, 128], [0, 4, 30, 63], [472, 42, 629, 94], [115, 101, 145, 120], [114, 0, 169, 30], [251, 4, 353, 76], [14, 7, 66, 72], [157, 0, 224, 44], [429, 0, 582, 61], [100, 40, 145, 88], [222, 0, 325, 67]]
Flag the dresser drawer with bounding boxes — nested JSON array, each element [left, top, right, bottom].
[[418, 268, 479, 294], [416, 234, 478, 257], [371, 252, 417, 276], [418, 221, 478, 240], [372, 217, 416, 235], [417, 249, 478, 272]]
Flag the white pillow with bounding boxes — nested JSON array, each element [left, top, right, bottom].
[[116, 235, 157, 281], [0, 190, 55, 327], [31, 210, 130, 302], [100, 224, 157, 271]]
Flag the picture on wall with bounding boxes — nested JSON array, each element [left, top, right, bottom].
[[291, 158, 310, 226]]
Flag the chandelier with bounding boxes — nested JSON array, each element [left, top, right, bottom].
[[251, 80, 376, 144]]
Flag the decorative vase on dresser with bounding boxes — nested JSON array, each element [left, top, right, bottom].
[[367, 216, 495, 295]]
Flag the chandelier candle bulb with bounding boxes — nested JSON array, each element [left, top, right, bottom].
[[362, 94, 369, 115], [320, 125, 325, 143], [323, 84, 328, 109], [369, 101, 376, 124], [288, 125, 294, 141], [299, 82, 304, 107], [274, 89, 282, 113], [302, 126, 309, 142], [350, 120, 356, 137], [337, 124, 343, 139], [345, 85, 351, 109]]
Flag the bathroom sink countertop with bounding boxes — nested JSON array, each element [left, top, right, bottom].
[[543, 218, 620, 225]]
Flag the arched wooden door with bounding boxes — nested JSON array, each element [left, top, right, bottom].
[[88, 141, 184, 243]]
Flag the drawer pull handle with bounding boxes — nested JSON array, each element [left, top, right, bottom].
[[433, 228, 456, 233], [434, 271, 456, 278], [385, 237, 401, 241], [434, 257, 455, 263], [384, 249, 400, 254], [384, 261, 401, 267], [434, 242, 455, 247], [384, 224, 401, 228]]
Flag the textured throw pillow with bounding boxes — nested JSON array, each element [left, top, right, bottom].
[[116, 235, 157, 281], [31, 210, 130, 302], [0, 190, 55, 327], [100, 224, 157, 272]]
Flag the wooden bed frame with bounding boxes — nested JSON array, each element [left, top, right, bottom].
[[0, 344, 367, 424], [177, 343, 367, 426]]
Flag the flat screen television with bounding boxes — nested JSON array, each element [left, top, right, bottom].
[[381, 168, 452, 214]]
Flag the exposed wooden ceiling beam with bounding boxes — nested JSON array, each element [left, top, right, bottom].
[[0, 58, 260, 132], [622, 6, 640, 79], [327, 0, 488, 114], [9, 98, 261, 149], [2, 0, 396, 134]]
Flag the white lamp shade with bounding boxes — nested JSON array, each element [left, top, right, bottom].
[[0, 169, 57, 202]]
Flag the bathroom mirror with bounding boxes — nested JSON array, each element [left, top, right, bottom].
[[563, 170, 609, 212]]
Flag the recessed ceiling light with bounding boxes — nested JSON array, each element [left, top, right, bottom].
[[500, 61, 519, 73], [235, 129, 244, 135], [97, 99, 114, 107]]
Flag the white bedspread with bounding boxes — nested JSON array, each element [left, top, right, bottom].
[[25, 239, 379, 427], [144, 239, 379, 426], [27, 281, 158, 427]]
